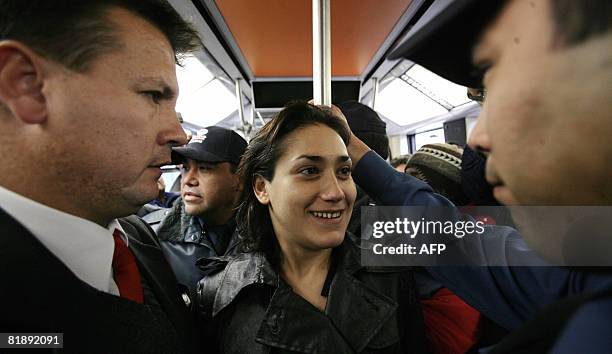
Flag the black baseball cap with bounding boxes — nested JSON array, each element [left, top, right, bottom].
[[172, 126, 247, 166], [388, 0, 506, 87]]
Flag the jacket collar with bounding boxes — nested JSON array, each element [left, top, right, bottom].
[[156, 199, 206, 243], [335, 236, 364, 275], [212, 239, 399, 352], [211, 252, 278, 316], [158, 199, 240, 255], [156, 200, 184, 242], [0, 210, 196, 348], [117, 217, 195, 328], [258, 240, 397, 353], [323, 269, 398, 352]]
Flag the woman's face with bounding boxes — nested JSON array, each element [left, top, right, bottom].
[[255, 124, 356, 253]]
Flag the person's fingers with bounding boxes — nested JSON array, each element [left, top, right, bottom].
[[309, 102, 349, 125], [325, 105, 350, 133]]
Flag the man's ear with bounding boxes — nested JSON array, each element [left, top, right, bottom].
[[253, 174, 270, 205], [0, 41, 48, 124]]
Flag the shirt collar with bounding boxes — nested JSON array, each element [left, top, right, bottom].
[[0, 185, 117, 294], [108, 219, 129, 246]]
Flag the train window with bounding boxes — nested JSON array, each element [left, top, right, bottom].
[[414, 127, 445, 150], [175, 56, 236, 127], [399, 135, 410, 155], [377, 78, 447, 126], [375, 63, 474, 128], [161, 170, 181, 192], [404, 65, 471, 107]]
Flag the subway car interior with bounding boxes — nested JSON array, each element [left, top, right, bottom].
[[162, 0, 480, 189], [3, 0, 611, 352]]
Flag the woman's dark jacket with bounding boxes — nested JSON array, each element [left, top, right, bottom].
[[196, 238, 428, 354]]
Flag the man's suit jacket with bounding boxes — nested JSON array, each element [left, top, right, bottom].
[[0, 209, 199, 353]]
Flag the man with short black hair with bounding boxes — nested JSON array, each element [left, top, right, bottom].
[[0, 1, 203, 352], [343, 0, 612, 352], [151, 126, 246, 298]]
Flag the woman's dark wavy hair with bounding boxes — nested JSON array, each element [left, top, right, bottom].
[[235, 101, 350, 264]]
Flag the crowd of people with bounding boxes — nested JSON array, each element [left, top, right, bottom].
[[1, 0, 610, 353]]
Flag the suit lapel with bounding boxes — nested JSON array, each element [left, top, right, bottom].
[[117, 218, 195, 341], [0, 210, 149, 330]]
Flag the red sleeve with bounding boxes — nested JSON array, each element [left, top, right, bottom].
[[421, 287, 481, 354]]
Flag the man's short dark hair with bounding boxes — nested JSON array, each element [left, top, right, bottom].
[[0, 0, 202, 71], [551, 0, 612, 47]]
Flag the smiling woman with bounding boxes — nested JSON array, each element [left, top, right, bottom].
[[236, 102, 353, 264], [196, 102, 428, 354]]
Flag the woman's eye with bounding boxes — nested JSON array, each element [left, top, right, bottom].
[[143, 91, 163, 104], [299, 167, 319, 175], [338, 166, 352, 177]]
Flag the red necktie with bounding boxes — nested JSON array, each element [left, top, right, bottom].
[[112, 229, 144, 304]]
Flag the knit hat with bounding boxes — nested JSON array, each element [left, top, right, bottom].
[[337, 101, 389, 160], [406, 143, 469, 205]]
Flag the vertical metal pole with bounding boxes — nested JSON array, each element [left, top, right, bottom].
[[313, 0, 331, 105], [371, 77, 379, 110], [249, 83, 256, 127], [235, 78, 246, 126]]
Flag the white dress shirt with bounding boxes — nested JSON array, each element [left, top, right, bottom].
[[0, 185, 122, 296]]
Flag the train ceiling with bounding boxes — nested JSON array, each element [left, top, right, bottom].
[[212, 0, 413, 77]]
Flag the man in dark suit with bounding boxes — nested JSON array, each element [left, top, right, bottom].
[[0, 1, 202, 352]]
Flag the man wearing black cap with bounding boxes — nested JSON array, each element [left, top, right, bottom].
[[154, 126, 247, 298], [338, 1, 612, 352]]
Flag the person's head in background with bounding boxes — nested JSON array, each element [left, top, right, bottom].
[[172, 126, 247, 225], [406, 144, 470, 206], [337, 101, 389, 160], [236, 102, 355, 265], [391, 154, 412, 173], [0, 0, 202, 225]]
